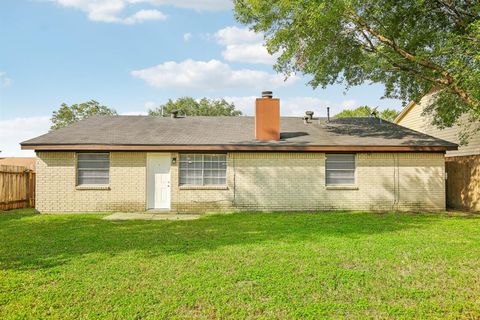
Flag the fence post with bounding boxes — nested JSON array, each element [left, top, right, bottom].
[[29, 170, 35, 207], [25, 170, 30, 208]]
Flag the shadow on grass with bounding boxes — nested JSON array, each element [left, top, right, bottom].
[[0, 209, 473, 271]]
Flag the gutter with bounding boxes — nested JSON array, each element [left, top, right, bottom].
[[21, 144, 458, 152]]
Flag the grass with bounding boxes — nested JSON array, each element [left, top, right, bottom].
[[1, 209, 480, 319]]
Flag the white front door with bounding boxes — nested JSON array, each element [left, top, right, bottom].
[[147, 153, 171, 210]]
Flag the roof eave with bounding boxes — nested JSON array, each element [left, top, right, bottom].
[[394, 100, 417, 124], [21, 144, 457, 152]]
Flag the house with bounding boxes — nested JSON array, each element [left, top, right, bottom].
[[395, 92, 480, 211], [394, 92, 480, 157], [21, 92, 457, 213]]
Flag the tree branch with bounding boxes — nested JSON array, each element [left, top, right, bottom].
[[434, 0, 477, 19], [348, 11, 478, 107], [390, 62, 447, 85], [352, 15, 445, 73]]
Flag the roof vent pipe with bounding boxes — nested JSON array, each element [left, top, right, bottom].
[[262, 91, 273, 98], [305, 111, 314, 120]]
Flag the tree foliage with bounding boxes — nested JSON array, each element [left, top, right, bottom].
[[335, 106, 399, 121], [148, 97, 242, 116], [50, 100, 117, 130], [234, 0, 480, 137]]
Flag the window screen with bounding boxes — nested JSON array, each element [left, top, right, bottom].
[[179, 154, 227, 186], [326, 154, 356, 185], [77, 153, 110, 185]]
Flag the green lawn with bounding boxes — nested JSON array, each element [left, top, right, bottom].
[[1, 209, 480, 319]]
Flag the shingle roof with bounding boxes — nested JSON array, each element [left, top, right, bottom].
[[21, 115, 457, 151]]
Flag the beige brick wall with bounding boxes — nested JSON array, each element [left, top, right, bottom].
[[36, 152, 146, 212], [171, 152, 445, 212], [36, 151, 445, 213]]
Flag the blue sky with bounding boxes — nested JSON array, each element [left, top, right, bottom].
[[0, 0, 403, 156]]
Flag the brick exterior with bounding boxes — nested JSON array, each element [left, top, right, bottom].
[[36, 151, 446, 213], [36, 152, 146, 212]]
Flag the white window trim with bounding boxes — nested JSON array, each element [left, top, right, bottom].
[[179, 153, 227, 186], [325, 153, 357, 187], [76, 152, 110, 186]]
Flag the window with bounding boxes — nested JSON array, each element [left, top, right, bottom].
[[77, 153, 110, 185], [179, 154, 227, 186], [326, 154, 356, 185]]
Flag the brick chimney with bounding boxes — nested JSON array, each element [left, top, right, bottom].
[[255, 91, 280, 141]]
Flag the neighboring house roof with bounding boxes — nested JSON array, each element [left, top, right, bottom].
[[394, 93, 480, 156], [0, 157, 36, 170], [21, 115, 457, 152], [394, 100, 416, 124], [394, 87, 439, 124]]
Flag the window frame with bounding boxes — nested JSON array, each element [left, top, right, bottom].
[[76, 152, 110, 186], [325, 153, 357, 186], [179, 153, 227, 186]]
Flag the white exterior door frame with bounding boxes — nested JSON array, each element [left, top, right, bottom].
[[147, 153, 171, 210]]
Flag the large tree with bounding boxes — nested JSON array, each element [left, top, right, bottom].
[[148, 97, 242, 116], [335, 106, 399, 121], [234, 0, 480, 139], [50, 100, 117, 130]]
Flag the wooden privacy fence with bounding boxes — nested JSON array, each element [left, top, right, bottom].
[[0, 165, 35, 211], [446, 155, 480, 212]]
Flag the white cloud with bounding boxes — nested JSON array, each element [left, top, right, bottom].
[[215, 26, 278, 64], [0, 116, 51, 157], [120, 101, 157, 115], [123, 9, 166, 24], [183, 32, 192, 42], [52, 0, 167, 24], [143, 101, 157, 110], [215, 26, 263, 46], [131, 59, 298, 90], [50, 0, 231, 23], [341, 99, 359, 109], [121, 111, 148, 115], [222, 43, 277, 65], [130, 0, 232, 11], [224, 96, 333, 116], [0, 72, 12, 88], [281, 97, 333, 116], [222, 96, 257, 115]]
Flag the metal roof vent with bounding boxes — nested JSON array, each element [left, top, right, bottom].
[[303, 111, 314, 124], [262, 91, 273, 98], [370, 107, 382, 123]]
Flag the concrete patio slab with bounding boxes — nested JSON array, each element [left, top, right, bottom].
[[103, 212, 201, 221]]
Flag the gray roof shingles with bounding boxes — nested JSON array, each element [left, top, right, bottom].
[[21, 115, 458, 148]]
